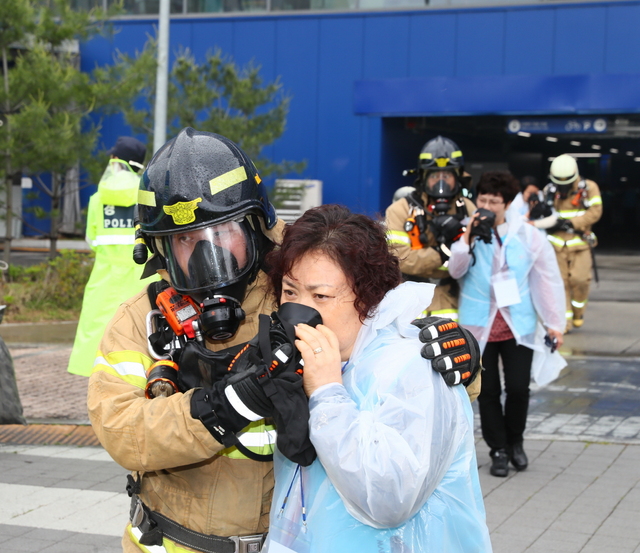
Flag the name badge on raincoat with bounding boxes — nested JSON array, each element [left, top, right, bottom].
[[491, 270, 521, 308]]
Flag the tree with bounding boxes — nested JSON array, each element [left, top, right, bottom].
[[0, 0, 114, 260], [94, 38, 305, 179]]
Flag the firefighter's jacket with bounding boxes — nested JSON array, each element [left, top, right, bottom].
[[546, 178, 602, 252], [87, 273, 278, 551], [265, 282, 492, 553], [385, 193, 475, 317], [68, 160, 158, 376]]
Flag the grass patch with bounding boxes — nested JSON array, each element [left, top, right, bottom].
[[1, 250, 94, 323]]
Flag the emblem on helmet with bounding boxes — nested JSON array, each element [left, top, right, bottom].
[[163, 198, 203, 225]]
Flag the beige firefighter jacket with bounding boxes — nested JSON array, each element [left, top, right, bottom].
[[385, 192, 476, 317], [547, 178, 603, 253], [385, 193, 481, 402], [88, 224, 285, 552]]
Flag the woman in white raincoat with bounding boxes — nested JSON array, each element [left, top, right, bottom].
[[448, 171, 565, 478], [263, 204, 492, 553]]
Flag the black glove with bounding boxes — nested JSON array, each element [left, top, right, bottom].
[[430, 215, 463, 247], [547, 218, 573, 234], [412, 316, 481, 387], [528, 200, 552, 221], [190, 381, 253, 449], [469, 208, 495, 244]]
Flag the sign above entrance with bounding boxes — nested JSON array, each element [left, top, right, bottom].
[[507, 118, 607, 134]]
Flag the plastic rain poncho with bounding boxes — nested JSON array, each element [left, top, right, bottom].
[[448, 210, 565, 356], [264, 282, 492, 553]]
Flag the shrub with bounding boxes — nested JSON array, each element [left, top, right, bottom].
[[1, 250, 95, 322]]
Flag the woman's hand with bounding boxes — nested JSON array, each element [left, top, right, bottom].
[[547, 328, 564, 348], [462, 211, 479, 245], [295, 323, 343, 397]]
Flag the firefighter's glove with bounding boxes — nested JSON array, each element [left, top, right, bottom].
[[224, 362, 276, 421], [431, 215, 463, 247], [412, 317, 481, 387], [548, 218, 573, 234], [190, 382, 253, 448]]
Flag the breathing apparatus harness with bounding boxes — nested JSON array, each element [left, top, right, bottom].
[[403, 189, 467, 266]]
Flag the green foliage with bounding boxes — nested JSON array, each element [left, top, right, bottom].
[[97, 38, 305, 179], [0, 0, 114, 250], [1, 250, 94, 321]]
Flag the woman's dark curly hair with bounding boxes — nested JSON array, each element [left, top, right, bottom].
[[476, 171, 521, 204], [266, 204, 402, 322]]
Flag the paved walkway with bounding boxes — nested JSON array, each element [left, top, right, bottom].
[[1, 252, 639, 552]]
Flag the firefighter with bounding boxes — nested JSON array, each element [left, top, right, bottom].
[[544, 154, 603, 331], [385, 136, 475, 322], [87, 128, 481, 553], [67, 136, 158, 377]]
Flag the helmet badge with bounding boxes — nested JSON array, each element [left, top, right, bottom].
[[163, 198, 203, 225]]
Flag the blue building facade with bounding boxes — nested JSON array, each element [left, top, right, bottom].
[[72, 0, 640, 230]]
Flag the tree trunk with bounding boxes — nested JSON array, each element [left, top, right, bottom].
[[2, 47, 12, 265], [49, 172, 59, 260]]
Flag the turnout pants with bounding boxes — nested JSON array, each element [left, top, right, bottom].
[[479, 339, 534, 454], [555, 247, 592, 325]]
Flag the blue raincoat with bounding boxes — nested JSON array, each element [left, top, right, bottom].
[[264, 282, 492, 553], [448, 212, 565, 355]]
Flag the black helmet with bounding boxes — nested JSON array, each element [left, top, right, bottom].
[[137, 128, 277, 303], [418, 136, 464, 176], [417, 136, 464, 212], [139, 127, 276, 236]]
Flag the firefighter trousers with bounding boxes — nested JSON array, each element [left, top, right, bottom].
[[555, 247, 592, 327]]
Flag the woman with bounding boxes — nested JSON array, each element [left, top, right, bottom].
[[449, 172, 565, 478], [263, 204, 492, 552]]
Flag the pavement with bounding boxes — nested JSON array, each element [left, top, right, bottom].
[[0, 249, 639, 552]]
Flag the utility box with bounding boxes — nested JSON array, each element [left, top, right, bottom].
[[273, 179, 323, 223], [0, 183, 23, 239]]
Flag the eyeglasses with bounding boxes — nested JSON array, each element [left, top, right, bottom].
[[476, 196, 504, 207]]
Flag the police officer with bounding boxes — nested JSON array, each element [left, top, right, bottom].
[[67, 136, 158, 376], [385, 136, 475, 322], [88, 128, 481, 553], [544, 154, 603, 331]]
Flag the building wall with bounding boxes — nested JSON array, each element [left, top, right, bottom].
[[80, 0, 640, 216]]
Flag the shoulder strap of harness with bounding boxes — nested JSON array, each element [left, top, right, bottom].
[[147, 279, 171, 310]]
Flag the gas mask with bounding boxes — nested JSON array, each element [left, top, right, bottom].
[[423, 170, 460, 215], [161, 218, 259, 340]]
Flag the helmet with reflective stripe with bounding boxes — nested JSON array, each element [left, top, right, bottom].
[[549, 154, 578, 186], [418, 136, 464, 176], [138, 127, 276, 236], [136, 128, 277, 303]]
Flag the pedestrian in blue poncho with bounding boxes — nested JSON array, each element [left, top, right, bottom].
[[262, 204, 492, 553]]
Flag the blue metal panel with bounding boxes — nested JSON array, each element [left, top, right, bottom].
[[359, 116, 382, 216], [190, 19, 234, 59], [171, 21, 194, 56], [363, 15, 410, 79], [408, 12, 457, 78], [605, 3, 640, 74], [456, 10, 505, 76], [354, 73, 640, 116], [554, 5, 607, 74], [316, 17, 365, 210], [232, 19, 277, 81], [504, 8, 554, 75], [272, 18, 321, 180]]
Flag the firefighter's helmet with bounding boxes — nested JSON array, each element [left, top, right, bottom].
[[137, 127, 277, 302], [549, 154, 578, 186], [417, 136, 464, 210]]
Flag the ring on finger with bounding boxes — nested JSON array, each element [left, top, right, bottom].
[[313, 347, 323, 354]]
